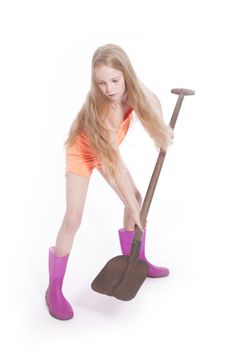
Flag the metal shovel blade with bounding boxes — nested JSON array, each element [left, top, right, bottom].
[[113, 257, 148, 301], [91, 240, 149, 301], [91, 255, 129, 297]]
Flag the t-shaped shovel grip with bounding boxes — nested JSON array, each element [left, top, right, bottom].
[[133, 88, 195, 242], [171, 88, 195, 96]]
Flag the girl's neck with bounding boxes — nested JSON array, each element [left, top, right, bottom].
[[111, 97, 130, 112]]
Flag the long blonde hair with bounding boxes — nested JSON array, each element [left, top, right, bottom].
[[64, 44, 173, 180]]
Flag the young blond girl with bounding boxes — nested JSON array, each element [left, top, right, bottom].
[[46, 44, 173, 320]]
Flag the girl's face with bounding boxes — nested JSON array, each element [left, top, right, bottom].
[[94, 65, 126, 103]]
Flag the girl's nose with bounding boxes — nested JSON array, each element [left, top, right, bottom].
[[106, 83, 112, 94]]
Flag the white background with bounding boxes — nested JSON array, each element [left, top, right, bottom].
[[0, 0, 232, 349]]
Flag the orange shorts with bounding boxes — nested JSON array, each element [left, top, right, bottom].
[[65, 109, 132, 177]]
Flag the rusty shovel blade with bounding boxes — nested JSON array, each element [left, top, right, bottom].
[[91, 240, 149, 301]]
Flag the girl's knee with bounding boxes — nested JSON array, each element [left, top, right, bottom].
[[124, 190, 142, 212], [63, 212, 82, 233]]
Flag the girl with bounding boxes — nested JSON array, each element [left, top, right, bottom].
[[45, 44, 173, 320]]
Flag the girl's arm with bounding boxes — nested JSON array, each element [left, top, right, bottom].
[[111, 148, 143, 231], [103, 128, 143, 231]]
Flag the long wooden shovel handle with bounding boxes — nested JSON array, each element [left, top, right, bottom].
[[133, 88, 195, 242]]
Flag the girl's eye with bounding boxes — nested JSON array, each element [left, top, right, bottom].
[[112, 80, 118, 83]]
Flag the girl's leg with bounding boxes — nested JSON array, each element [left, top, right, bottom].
[[97, 166, 142, 230], [55, 172, 90, 256], [46, 172, 90, 320], [122, 167, 143, 230]]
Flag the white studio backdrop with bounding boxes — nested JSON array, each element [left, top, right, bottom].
[[0, 0, 232, 349]]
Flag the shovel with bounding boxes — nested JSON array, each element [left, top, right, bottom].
[[91, 88, 195, 301]]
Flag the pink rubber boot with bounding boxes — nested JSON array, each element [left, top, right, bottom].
[[45, 247, 74, 320], [118, 228, 169, 278]]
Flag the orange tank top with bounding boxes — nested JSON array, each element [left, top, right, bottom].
[[65, 108, 133, 177]]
